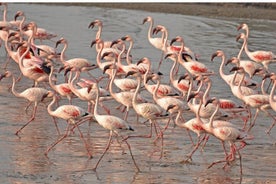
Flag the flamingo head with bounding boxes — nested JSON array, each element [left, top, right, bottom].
[[170, 36, 183, 46], [110, 39, 123, 48], [166, 104, 178, 112], [253, 67, 266, 77], [41, 91, 55, 102], [137, 57, 150, 66], [103, 63, 116, 74], [142, 16, 152, 24], [211, 50, 224, 61], [178, 73, 190, 84], [55, 37, 67, 48], [204, 97, 218, 107], [88, 19, 102, 29], [14, 11, 25, 21], [121, 35, 132, 42], [236, 33, 246, 42], [164, 53, 177, 60], [0, 71, 12, 81], [187, 91, 203, 102], [229, 66, 244, 73], [90, 38, 103, 48], [226, 57, 239, 66], [237, 23, 248, 31]]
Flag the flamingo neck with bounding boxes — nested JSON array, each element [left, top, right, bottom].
[[133, 75, 141, 106], [11, 73, 20, 98], [47, 95, 57, 117], [269, 80, 276, 105], [96, 41, 104, 68], [169, 59, 177, 84], [48, 65, 57, 91], [126, 40, 133, 65], [108, 68, 117, 98], [237, 71, 246, 100], [208, 101, 220, 130], [117, 43, 126, 67], [152, 78, 160, 101], [69, 71, 81, 97], [59, 42, 68, 65], [203, 81, 211, 104], [3, 4, 7, 22], [93, 84, 101, 117], [219, 54, 227, 81]]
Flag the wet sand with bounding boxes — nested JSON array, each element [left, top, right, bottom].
[[73, 3, 276, 21]]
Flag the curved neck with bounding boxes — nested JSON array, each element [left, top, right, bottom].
[[18, 43, 31, 72], [19, 15, 26, 35], [48, 65, 57, 91], [93, 84, 101, 117], [209, 102, 219, 130], [47, 95, 57, 117], [147, 19, 154, 43], [69, 71, 81, 97], [152, 78, 160, 101], [203, 80, 211, 104], [96, 41, 104, 67], [11, 73, 20, 98], [169, 59, 177, 83], [196, 97, 203, 122], [59, 41, 68, 65], [2, 4, 7, 22], [108, 68, 117, 97], [242, 37, 250, 57], [95, 25, 102, 51], [219, 54, 227, 80], [126, 39, 133, 65], [133, 75, 142, 106], [237, 71, 246, 99], [269, 80, 276, 105], [117, 43, 126, 67]]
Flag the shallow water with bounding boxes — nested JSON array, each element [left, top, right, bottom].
[[0, 3, 276, 184]]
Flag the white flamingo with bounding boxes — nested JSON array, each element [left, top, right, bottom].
[[236, 33, 276, 70], [0, 71, 54, 135], [92, 82, 140, 172], [45, 94, 94, 158]]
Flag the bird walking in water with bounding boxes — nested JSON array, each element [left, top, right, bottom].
[[92, 82, 140, 172], [0, 71, 54, 135]]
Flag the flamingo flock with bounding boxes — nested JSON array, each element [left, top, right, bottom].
[[0, 3, 276, 176]]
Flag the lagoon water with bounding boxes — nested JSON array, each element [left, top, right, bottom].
[[0, 3, 275, 184]]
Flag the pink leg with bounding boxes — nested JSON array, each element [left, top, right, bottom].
[[92, 131, 113, 171], [44, 124, 71, 156], [15, 104, 37, 135], [119, 134, 140, 172]]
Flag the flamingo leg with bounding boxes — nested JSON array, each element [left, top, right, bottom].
[[75, 124, 93, 159], [181, 134, 206, 163], [247, 108, 260, 132], [51, 116, 61, 135], [92, 131, 113, 171], [15, 104, 37, 135], [44, 123, 71, 156], [119, 134, 141, 172]]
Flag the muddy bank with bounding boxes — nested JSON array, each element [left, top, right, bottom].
[[79, 3, 276, 21]]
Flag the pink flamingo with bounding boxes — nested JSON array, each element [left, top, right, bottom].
[[202, 97, 254, 175], [0, 71, 54, 135], [45, 94, 94, 158], [230, 66, 275, 132], [236, 33, 276, 70], [92, 82, 140, 172], [170, 36, 214, 77]]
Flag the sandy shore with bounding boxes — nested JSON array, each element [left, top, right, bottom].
[[79, 3, 276, 21]]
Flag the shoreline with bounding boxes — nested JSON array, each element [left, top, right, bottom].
[[89, 3, 276, 21], [50, 3, 276, 21]]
